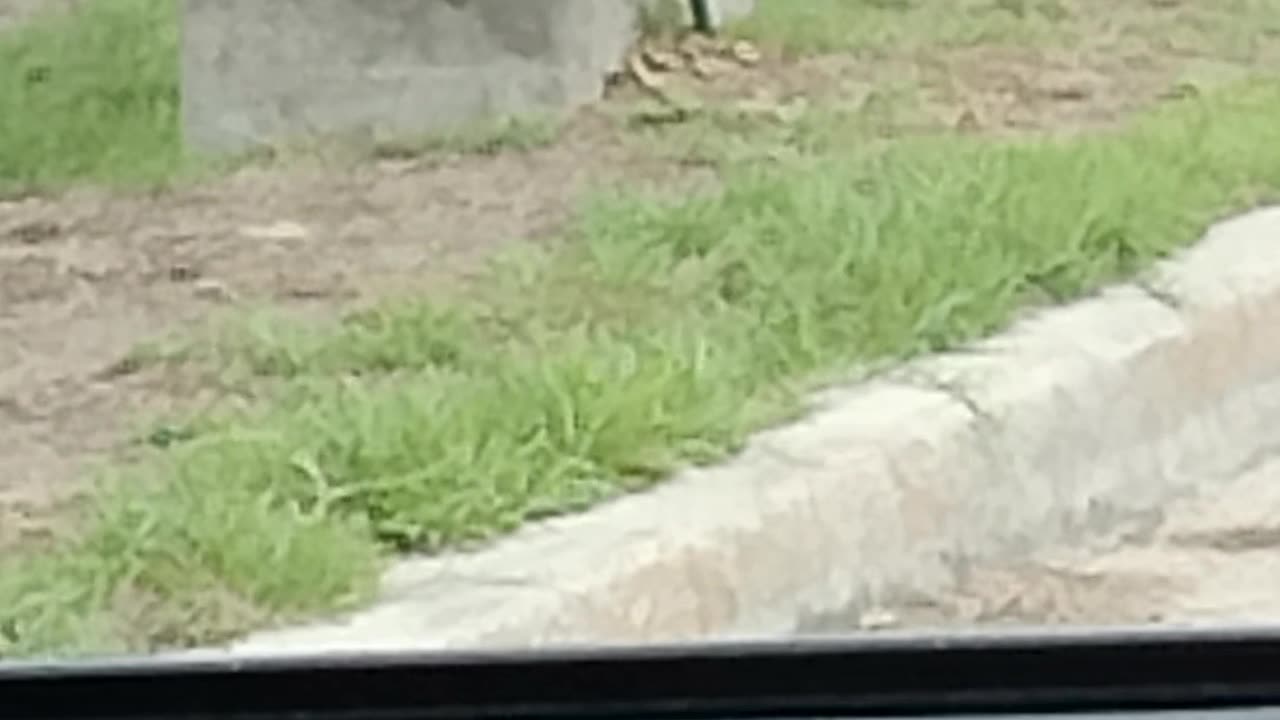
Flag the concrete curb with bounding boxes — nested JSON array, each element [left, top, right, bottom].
[[223, 207, 1280, 656]]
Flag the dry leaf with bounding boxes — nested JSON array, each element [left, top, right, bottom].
[[730, 40, 762, 66], [690, 54, 736, 79], [628, 50, 666, 92], [641, 46, 683, 72]]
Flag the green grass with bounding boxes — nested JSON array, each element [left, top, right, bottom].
[[730, 0, 1280, 58], [729, 0, 1073, 55], [0, 0, 181, 190], [6, 79, 1280, 658]]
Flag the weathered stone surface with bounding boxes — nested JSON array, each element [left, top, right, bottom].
[[180, 0, 755, 153]]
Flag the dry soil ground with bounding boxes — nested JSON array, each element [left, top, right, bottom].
[[3, 1, 1280, 630]]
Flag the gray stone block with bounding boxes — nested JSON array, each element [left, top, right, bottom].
[[179, 0, 754, 154]]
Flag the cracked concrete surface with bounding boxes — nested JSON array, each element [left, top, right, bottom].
[[201, 207, 1280, 658], [814, 453, 1280, 632]]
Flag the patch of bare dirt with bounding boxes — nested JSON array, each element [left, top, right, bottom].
[[4, 0, 1280, 550]]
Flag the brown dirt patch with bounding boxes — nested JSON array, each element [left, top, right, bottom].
[[4, 1, 1279, 550]]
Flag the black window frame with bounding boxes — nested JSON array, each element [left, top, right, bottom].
[[7, 625, 1280, 719]]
